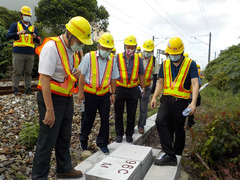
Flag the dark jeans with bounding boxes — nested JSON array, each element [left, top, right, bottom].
[[32, 91, 73, 179], [115, 86, 140, 136], [138, 85, 151, 129], [79, 92, 111, 148], [155, 95, 188, 156]]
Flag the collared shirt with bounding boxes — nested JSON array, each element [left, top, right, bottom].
[[79, 51, 119, 84], [115, 52, 145, 80], [38, 35, 74, 82], [159, 58, 199, 90], [7, 20, 40, 54]]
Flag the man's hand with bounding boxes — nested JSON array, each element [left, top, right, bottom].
[[110, 94, 115, 104], [187, 102, 197, 116], [78, 92, 85, 105], [43, 109, 55, 128], [72, 68, 81, 79], [150, 97, 157, 109], [17, 30, 26, 35]]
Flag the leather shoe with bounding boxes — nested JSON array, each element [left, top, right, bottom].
[[80, 141, 88, 150], [138, 128, 144, 134], [126, 136, 133, 142], [56, 169, 83, 178], [116, 135, 122, 143], [154, 153, 177, 166]]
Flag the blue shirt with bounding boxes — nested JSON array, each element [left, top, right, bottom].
[[79, 51, 119, 85], [7, 21, 40, 54], [158, 58, 199, 90], [115, 52, 145, 81]]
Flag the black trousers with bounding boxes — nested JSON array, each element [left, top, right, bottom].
[[115, 86, 140, 136], [80, 92, 110, 148], [32, 91, 73, 179], [155, 95, 188, 156]]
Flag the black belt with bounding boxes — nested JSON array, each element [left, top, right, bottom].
[[162, 95, 188, 102]]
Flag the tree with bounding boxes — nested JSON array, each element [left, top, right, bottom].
[[0, 6, 19, 29], [35, 0, 109, 36]]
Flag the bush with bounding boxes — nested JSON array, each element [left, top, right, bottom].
[[19, 119, 39, 149]]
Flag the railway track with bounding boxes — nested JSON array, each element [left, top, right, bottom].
[[0, 79, 39, 95]]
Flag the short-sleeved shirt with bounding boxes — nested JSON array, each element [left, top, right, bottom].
[[38, 35, 74, 82], [158, 59, 199, 90], [115, 52, 145, 81], [79, 51, 119, 84]]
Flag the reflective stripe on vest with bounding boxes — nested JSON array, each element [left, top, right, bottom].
[[116, 53, 139, 88], [13, 22, 35, 48], [37, 37, 80, 97], [163, 58, 192, 99], [144, 56, 154, 86], [84, 51, 113, 96], [138, 53, 142, 58]]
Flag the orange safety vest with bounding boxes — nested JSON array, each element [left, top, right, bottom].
[[13, 22, 35, 48], [143, 56, 154, 87], [138, 52, 142, 58], [163, 58, 192, 99], [36, 37, 80, 97], [116, 53, 139, 88], [84, 51, 113, 96]]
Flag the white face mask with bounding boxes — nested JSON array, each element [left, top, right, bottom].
[[71, 42, 85, 52], [100, 49, 111, 59], [143, 52, 152, 58], [23, 16, 31, 23], [169, 55, 181, 62]]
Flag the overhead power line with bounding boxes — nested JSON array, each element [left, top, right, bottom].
[[102, 0, 164, 37], [197, 0, 210, 32]]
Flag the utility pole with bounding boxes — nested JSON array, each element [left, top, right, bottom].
[[208, 32, 211, 63]]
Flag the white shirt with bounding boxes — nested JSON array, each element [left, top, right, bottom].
[[38, 35, 74, 82]]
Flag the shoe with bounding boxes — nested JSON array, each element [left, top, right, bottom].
[[56, 169, 83, 178], [126, 136, 133, 143], [100, 146, 109, 155], [154, 153, 177, 166], [138, 128, 145, 134], [25, 88, 33, 95], [115, 135, 122, 143], [13, 88, 21, 96], [80, 141, 88, 150]]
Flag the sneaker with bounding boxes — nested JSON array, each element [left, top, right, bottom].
[[100, 146, 109, 155], [154, 153, 177, 166], [115, 135, 122, 143], [126, 136, 133, 143], [13, 88, 21, 96], [80, 141, 88, 150], [25, 88, 33, 95], [138, 128, 145, 134], [56, 169, 83, 179]]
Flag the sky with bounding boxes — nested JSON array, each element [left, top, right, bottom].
[[96, 0, 240, 69], [1, 0, 240, 69]]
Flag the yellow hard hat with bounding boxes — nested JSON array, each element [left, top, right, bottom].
[[66, 16, 93, 45], [137, 46, 141, 50], [197, 64, 200, 68], [98, 32, 114, 48], [143, 39, 154, 51], [124, 35, 137, 45], [166, 37, 184, 55], [184, 52, 189, 58], [20, 6, 32, 16], [112, 47, 116, 52]]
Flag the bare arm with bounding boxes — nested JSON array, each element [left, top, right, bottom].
[[188, 77, 199, 115], [110, 79, 116, 104], [150, 78, 164, 108], [78, 73, 85, 104], [40, 74, 55, 128]]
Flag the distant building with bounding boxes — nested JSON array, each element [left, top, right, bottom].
[[92, 24, 110, 42]]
